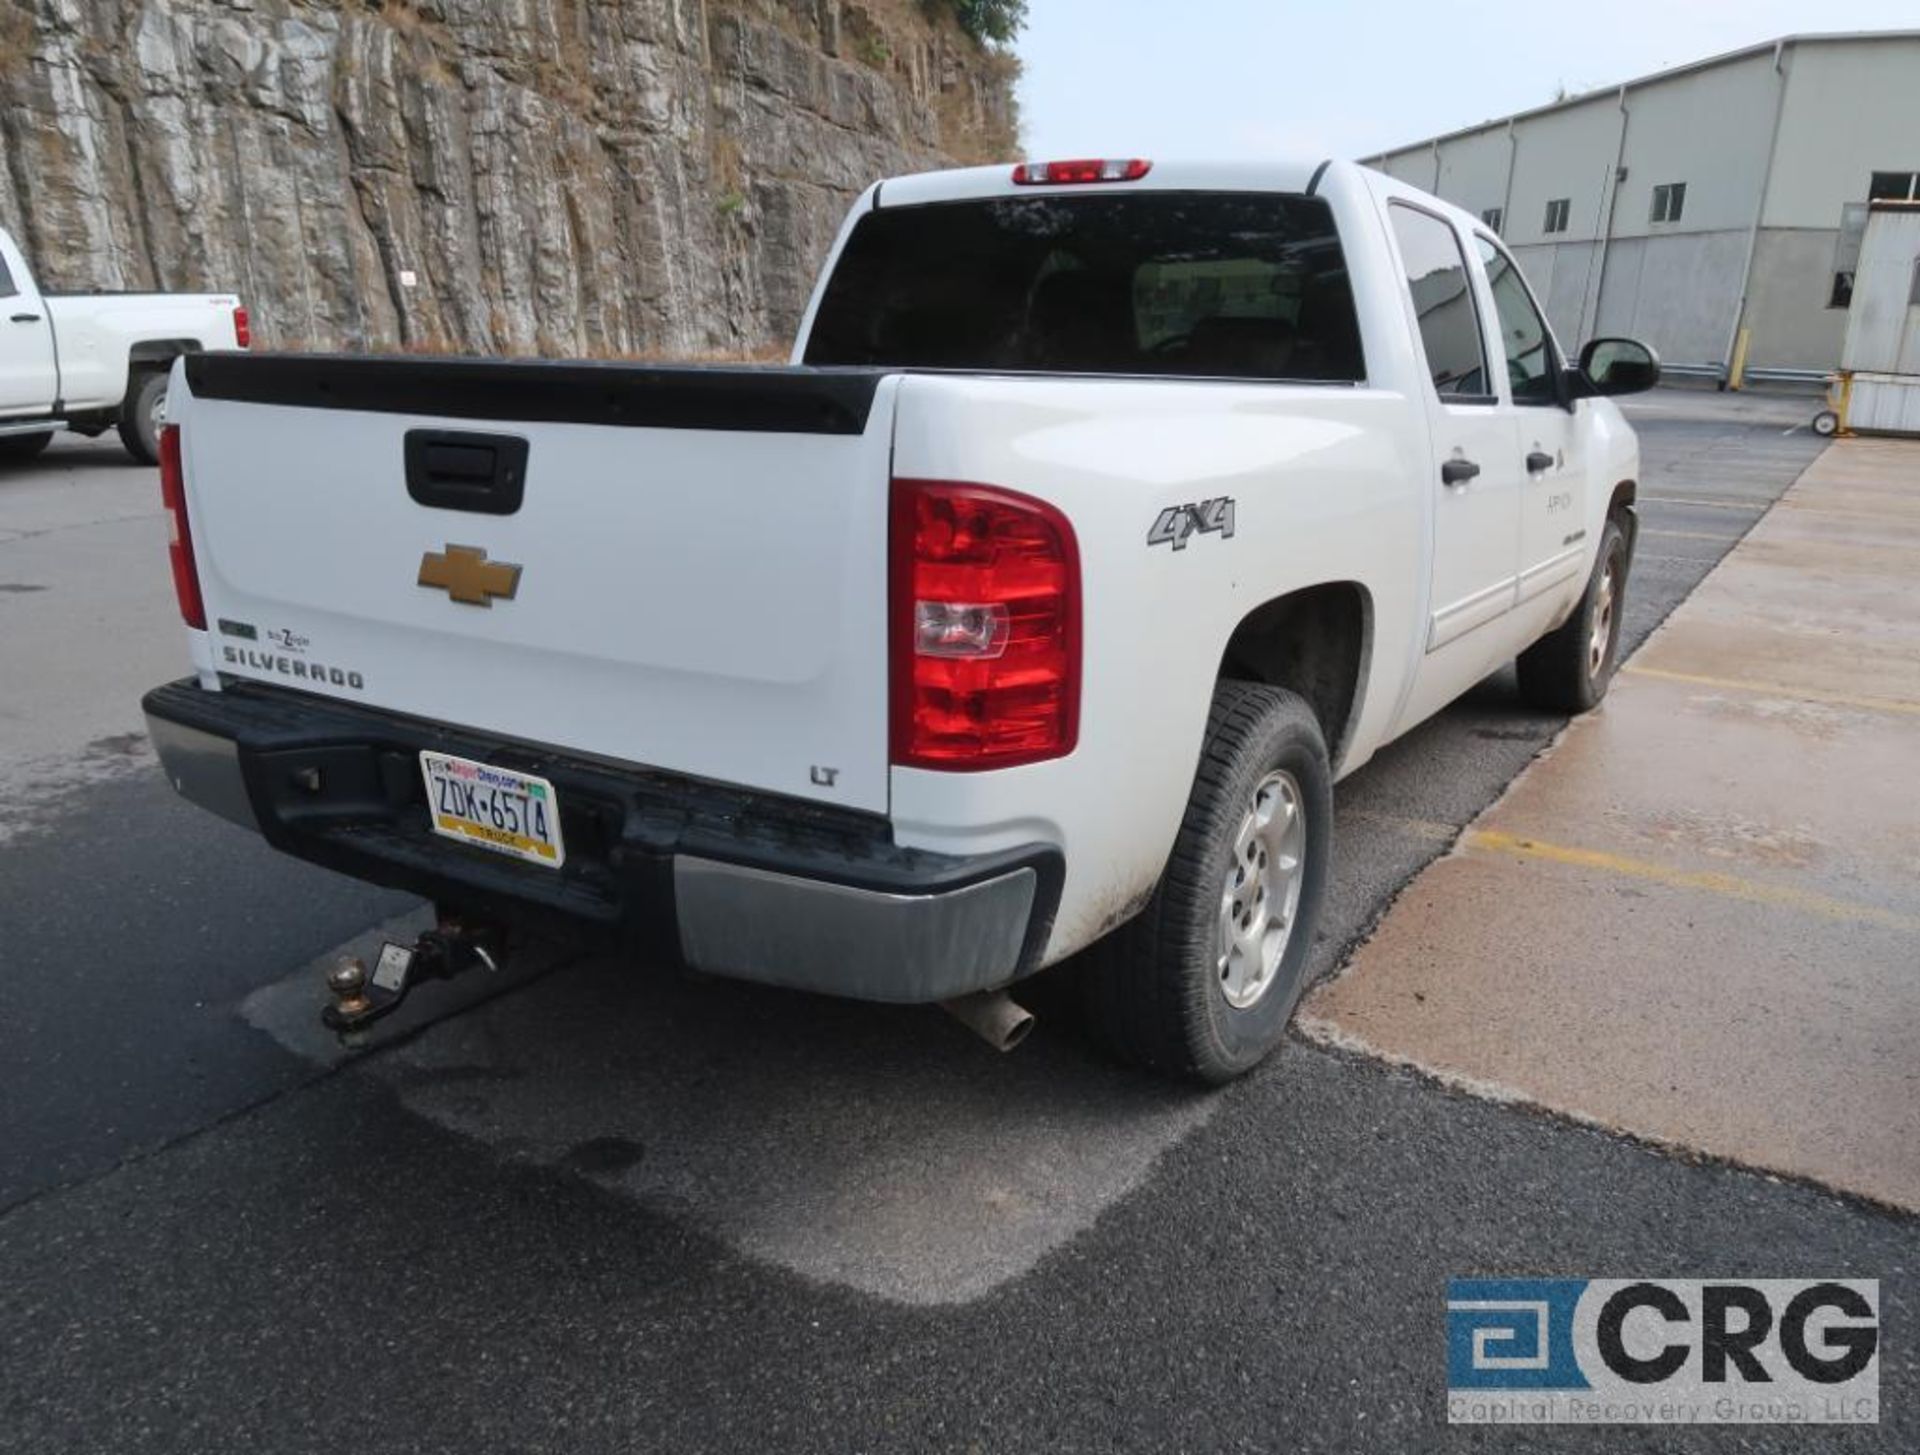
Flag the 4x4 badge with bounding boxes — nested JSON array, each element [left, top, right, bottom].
[[1148, 497, 1236, 550]]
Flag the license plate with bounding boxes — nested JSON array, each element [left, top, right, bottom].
[[420, 751, 565, 869]]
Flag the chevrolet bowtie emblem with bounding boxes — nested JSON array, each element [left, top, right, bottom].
[[417, 544, 522, 607]]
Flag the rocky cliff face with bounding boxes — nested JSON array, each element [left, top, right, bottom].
[[0, 0, 1016, 354]]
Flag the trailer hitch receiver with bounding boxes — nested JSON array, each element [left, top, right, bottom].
[[323, 915, 505, 1034]]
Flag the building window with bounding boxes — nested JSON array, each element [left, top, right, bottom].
[[1829, 272, 1854, 310], [1868, 171, 1919, 201], [1480, 207, 1503, 234], [1650, 182, 1686, 223], [1543, 198, 1571, 234]]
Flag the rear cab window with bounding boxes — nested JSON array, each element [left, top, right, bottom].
[[803, 192, 1365, 383]]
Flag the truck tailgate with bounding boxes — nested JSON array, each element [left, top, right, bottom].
[[172, 355, 897, 813]]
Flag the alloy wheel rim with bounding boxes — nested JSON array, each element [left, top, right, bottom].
[[1589, 559, 1616, 678], [1216, 769, 1307, 1010]]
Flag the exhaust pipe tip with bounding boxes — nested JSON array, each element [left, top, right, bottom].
[[940, 990, 1035, 1053]]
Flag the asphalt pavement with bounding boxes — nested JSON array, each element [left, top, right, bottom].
[[2, 389, 1911, 1452]]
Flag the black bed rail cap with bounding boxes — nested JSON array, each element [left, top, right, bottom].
[[181, 352, 888, 435]]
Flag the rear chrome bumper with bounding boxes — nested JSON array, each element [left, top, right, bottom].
[[675, 857, 1038, 1002], [147, 715, 258, 831], [143, 678, 1059, 1004]]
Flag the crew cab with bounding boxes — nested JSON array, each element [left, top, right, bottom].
[[142, 158, 1657, 1081], [0, 225, 248, 465]]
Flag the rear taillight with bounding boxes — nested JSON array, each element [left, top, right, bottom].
[[158, 423, 205, 629], [891, 480, 1080, 770], [232, 304, 250, 349], [1012, 158, 1152, 186]]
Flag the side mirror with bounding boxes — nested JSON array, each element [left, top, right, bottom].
[[1574, 337, 1661, 397]]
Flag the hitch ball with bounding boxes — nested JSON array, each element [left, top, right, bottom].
[[327, 955, 371, 1017]]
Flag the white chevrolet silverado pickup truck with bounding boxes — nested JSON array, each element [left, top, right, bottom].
[[0, 225, 248, 465], [142, 157, 1657, 1081]]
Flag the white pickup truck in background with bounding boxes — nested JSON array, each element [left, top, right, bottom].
[[0, 225, 248, 465], [142, 157, 1657, 1081]]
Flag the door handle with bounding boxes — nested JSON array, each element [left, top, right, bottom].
[[1441, 457, 1481, 486], [1525, 450, 1555, 475], [404, 429, 528, 515], [9, 313, 41, 324]]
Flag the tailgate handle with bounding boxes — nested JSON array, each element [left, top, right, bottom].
[[405, 430, 528, 516]]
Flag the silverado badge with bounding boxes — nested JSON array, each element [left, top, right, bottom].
[[418, 544, 522, 607]]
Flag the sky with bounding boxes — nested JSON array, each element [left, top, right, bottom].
[[1017, 0, 1919, 162]]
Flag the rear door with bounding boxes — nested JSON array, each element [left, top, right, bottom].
[[1474, 234, 1586, 607], [0, 233, 57, 417], [173, 356, 898, 813], [1385, 202, 1521, 652]]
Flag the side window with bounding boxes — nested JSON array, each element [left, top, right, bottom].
[[0, 251, 15, 300], [1476, 236, 1560, 406], [1388, 203, 1490, 401]]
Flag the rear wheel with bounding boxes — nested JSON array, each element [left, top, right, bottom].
[[117, 370, 168, 465], [0, 431, 54, 464], [1082, 681, 1332, 1084], [1517, 515, 1629, 713]]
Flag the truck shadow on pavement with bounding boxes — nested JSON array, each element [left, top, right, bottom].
[[353, 952, 1215, 1307], [0, 436, 148, 476]]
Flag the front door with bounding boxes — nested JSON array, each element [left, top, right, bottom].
[[1386, 202, 1521, 654], [1476, 234, 1587, 609], [0, 232, 57, 417]]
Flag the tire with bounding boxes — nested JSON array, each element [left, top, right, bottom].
[[0, 431, 54, 464], [1812, 410, 1839, 438], [1517, 515, 1629, 714], [117, 370, 168, 465], [1082, 681, 1333, 1084]]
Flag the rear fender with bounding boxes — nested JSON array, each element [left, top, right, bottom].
[[130, 338, 203, 368]]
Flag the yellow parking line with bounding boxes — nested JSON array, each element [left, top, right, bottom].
[[1622, 665, 1920, 717], [1464, 829, 1920, 933], [1642, 495, 1771, 511], [1641, 527, 1740, 543]]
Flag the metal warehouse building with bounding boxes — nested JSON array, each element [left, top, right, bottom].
[[1368, 31, 1920, 383]]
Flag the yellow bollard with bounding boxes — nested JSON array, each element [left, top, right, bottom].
[[1727, 327, 1752, 391]]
